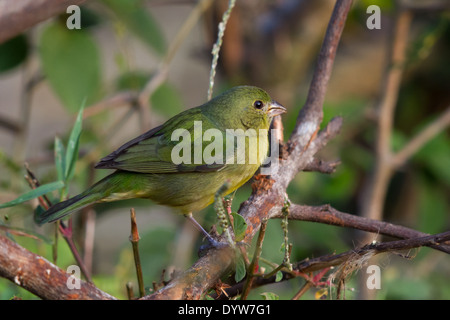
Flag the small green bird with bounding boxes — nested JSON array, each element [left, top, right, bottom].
[[36, 86, 286, 243]]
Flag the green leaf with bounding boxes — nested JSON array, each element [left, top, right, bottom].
[[54, 136, 66, 182], [231, 212, 247, 242], [64, 105, 84, 181], [102, 0, 165, 55], [39, 23, 101, 112], [260, 292, 279, 300], [0, 34, 29, 73], [234, 252, 246, 283], [275, 271, 283, 282], [0, 181, 65, 209]]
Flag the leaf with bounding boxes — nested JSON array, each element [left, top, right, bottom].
[[102, 0, 165, 55], [64, 105, 84, 181], [231, 212, 247, 242], [234, 252, 246, 283], [275, 271, 283, 282], [39, 23, 101, 112], [0, 181, 65, 209], [54, 136, 66, 182], [0, 34, 29, 73], [260, 292, 279, 300]]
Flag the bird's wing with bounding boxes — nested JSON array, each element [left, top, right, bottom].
[[94, 108, 227, 173]]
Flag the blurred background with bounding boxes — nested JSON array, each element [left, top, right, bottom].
[[0, 0, 449, 299]]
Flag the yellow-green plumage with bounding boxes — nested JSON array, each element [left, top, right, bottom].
[[36, 86, 285, 225]]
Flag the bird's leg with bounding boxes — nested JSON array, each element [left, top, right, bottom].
[[184, 213, 226, 248]]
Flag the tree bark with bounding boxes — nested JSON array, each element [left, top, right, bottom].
[[0, 0, 87, 44], [0, 234, 115, 300]]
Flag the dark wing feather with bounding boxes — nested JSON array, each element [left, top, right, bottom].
[[94, 108, 227, 174], [94, 124, 163, 169]]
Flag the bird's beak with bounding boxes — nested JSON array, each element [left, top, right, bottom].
[[267, 100, 286, 117]]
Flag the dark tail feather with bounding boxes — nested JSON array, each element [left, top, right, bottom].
[[35, 171, 149, 225], [35, 192, 101, 225]]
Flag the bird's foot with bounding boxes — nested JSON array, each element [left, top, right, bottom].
[[199, 235, 229, 251]]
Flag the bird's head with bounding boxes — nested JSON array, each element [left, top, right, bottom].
[[203, 86, 286, 131]]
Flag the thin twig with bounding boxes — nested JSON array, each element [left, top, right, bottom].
[[207, 0, 237, 100], [293, 267, 330, 300], [291, 281, 314, 300], [303, 158, 341, 174], [83, 91, 137, 119], [262, 247, 292, 279], [82, 208, 96, 276], [392, 106, 450, 168], [217, 231, 450, 299], [126, 282, 135, 300], [360, 9, 413, 223], [294, 231, 450, 274], [281, 197, 292, 271], [129, 208, 145, 298], [356, 10, 412, 298], [241, 219, 268, 300], [0, 115, 21, 133]]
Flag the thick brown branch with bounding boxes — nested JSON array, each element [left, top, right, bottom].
[[142, 246, 234, 300], [240, 116, 343, 243], [0, 0, 87, 44], [0, 234, 115, 300], [292, 0, 353, 139], [272, 204, 450, 254]]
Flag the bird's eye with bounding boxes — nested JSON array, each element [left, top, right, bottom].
[[253, 100, 264, 109]]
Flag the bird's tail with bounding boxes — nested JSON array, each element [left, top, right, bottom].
[[35, 172, 142, 225], [35, 188, 103, 225]]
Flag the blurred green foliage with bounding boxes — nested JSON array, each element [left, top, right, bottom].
[[0, 1, 449, 300], [0, 35, 29, 73], [39, 24, 101, 112], [101, 0, 166, 56]]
